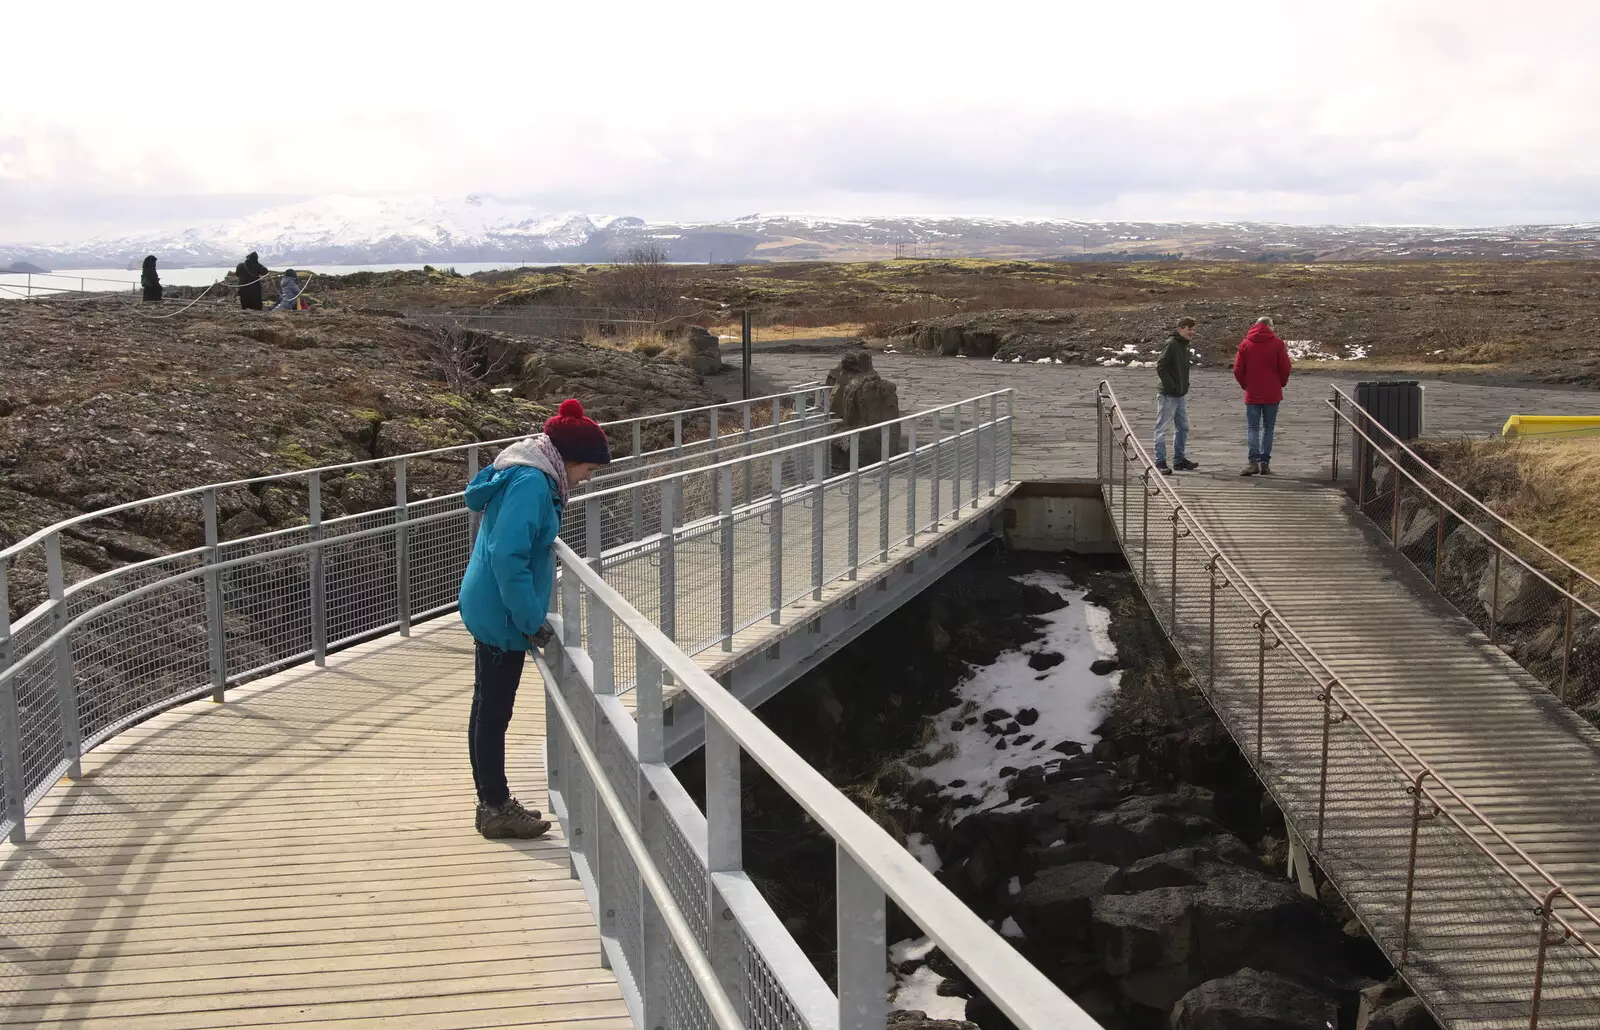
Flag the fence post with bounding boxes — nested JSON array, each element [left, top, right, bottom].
[[1120, 438, 1129, 533], [309, 472, 327, 666], [631, 423, 644, 541], [1004, 390, 1014, 483], [837, 845, 888, 1030], [660, 482, 678, 647], [879, 425, 891, 561], [586, 510, 614, 693], [770, 454, 784, 624], [395, 459, 411, 637], [1489, 525, 1503, 644], [1207, 558, 1218, 691], [906, 421, 918, 546], [1531, 889, 1561, 1029], [952, 407, 963, 515], [1330, 390, 1340, 482], [743, 403, 754, 505], [1141, 471, 1151, 581], [1169, 511, 1180, 630], [848, 434, 861, 580], [705, 719, 746, 1008], [1316, 684, 1333, 849], [636, 647, 669, 1027], [1399, 771, 1431, 968], [0, 557, 25, 843], [1559, 574, 1576, 702], [931, 410, 943, 530], [812, 439, 825, 600], [772, 395, 781, 439], [467, 446, 482, 542], [988, 394, 999, 496], [673, 414, 683, 456], [1255, 616, 1267, 765], [720, 466, 735, 651], [45, 533, 82, 778], [202, 490, 227, 701], [970, 399, 981, 507]]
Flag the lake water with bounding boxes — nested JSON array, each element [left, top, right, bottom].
[[0, 261, 558, 297]]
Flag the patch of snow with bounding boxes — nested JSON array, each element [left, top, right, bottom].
[[1007, 876, 1022, 897], [915, 571, 1120, 816], [1011, 356, 1023, 363], [905, 833, 942, 873], [1001, 916, 1025, 939], [1286, 339, 1367, 362], [890, 936, 938, 964], [891, 966, 967, 1022], [1033, 357, 1054, 364], [1118, 343, 1140, 355]]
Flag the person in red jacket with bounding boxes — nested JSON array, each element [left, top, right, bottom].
[[1232, 316, 1293, 476]]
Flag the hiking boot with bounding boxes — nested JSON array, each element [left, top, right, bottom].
[[476, 799, 543, 833], [1258, 462, 1272, 475], [479, 798, 550, 840], [1174, 458, 1199, 471], [1155, 460, 1173, 476], [1240, 462, 1261, 477]]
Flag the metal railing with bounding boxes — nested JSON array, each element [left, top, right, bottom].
[[556, 391, 1016, 689], [538, 401, 1098, 1030], [1329, 386, 1600, 713], [0, 385, 823, 845], [1098, 380, 1600, 1028], [0, 271, 140, 300]]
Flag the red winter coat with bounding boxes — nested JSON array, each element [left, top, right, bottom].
[[1233, 324, 1293, 404]]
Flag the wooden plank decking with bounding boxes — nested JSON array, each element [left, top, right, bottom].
[[0, 619, 630, 1030]]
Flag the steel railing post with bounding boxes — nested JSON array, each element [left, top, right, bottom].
[[1120, 438, 1129, 533], [988, 393, 999, 496], [467, 446, 482, 542], [1141, 471, 1151, 580], [879, 425, 891, 561], [970, 398, 981, 508], [586, 508, 614, 692], [1489, 525, 1503, 644], [811, 440, 825, 600], [1433, 506, 1445, 590], [45, 533, 82, 777], [1531, 888, 1561, 1029], [705, 718, 745, 1009], [1255, 616, 1267, 765], [1169, 511, 1181, 630], [561, 553, 583, 649], [660, 481, 678, 647], [952, 407, 964, 515], [1399, 771, 1430, 968], [1559, 574, 1576, 702], [202, 490, 227, 701], [309, 473, 327, 666], [0, 558, 25, 843], [395, 459, 411, 637], [673, 414, 683, 456], [837, 845, 888, 1030], [770, 454, 784, 623], [1004, 390, 1014, 483], [1390, 455, 1402, 545], [742, 403, 754, 505], [631, 423, 645, 541], [720, 466, 735, 651], [906, 421, 918, 547], [1206, 558, 1218, 691], [1330, 389, 1340, 482], [847, 434, 860, 580], [1316, 684, 1333, 849], [931, 410, 943, 530]]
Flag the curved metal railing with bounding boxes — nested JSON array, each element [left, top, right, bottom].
[[0, 386, 825, 844], [1328, 385, 1600, 708], [1098, 380, 1600, 1028]]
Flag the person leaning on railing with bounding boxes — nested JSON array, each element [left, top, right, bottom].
[[458, 399, 613, 839]]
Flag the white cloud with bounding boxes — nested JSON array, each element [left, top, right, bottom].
[[5, 0, 1600, 236]]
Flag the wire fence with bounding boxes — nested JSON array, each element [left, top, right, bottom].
[[1329, 387, 1600, 722], [1100, 381, 1600, 1029]]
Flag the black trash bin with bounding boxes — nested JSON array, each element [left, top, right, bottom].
[[1353, 380, 1423, 498]]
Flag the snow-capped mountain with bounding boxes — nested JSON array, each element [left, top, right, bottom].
[[6, 196, 1600, 268]]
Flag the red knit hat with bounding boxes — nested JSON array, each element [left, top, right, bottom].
[[543, 399, 612, 465]]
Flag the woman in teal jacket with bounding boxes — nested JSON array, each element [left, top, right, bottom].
[[459, 399, 610, 839]]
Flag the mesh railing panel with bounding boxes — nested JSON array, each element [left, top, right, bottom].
[[738, 921, 809, 1030]]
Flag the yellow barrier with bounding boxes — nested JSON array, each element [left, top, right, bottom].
[[1500, 415, 1600, 437]]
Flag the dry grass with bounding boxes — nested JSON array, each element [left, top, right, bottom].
[[708, 321, 866, 341], [581, 328, 688, 362], [1426, 436, 1600, 581]]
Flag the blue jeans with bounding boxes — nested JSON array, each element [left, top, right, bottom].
[[1153, 394, 1189, 464], [1247, 403, 1280, 465]]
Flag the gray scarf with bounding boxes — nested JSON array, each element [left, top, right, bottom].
[[493, 434, 569, 506]]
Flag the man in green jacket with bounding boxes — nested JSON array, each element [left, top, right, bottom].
[[1154, 317, 1198, 475]]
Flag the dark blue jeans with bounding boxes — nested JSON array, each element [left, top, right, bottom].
[[468, 641, 526, 807], [1247, 403, 1280, 465]]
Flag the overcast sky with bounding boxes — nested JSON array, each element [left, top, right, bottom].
[[4, 0, 1597, 241]]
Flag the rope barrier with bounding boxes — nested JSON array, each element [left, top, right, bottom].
[[131, 270, 314, 320]]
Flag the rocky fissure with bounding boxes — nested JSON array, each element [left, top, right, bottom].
[[681, 546, 1437, 1030]]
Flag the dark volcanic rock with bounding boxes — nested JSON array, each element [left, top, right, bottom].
[[1170, 968, 1340, 1030]]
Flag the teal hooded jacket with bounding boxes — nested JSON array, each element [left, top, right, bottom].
[[457, 448, 563, 651]]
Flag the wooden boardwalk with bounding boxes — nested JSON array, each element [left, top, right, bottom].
[[1163, 473, 1600, 1029], [0, 619, 631, 1030]]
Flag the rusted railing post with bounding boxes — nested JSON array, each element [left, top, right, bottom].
[[1169, 511, 1181, 631], [1391, 455, 1403, 544], [1490, 525, 1504, 644], [1256, 616, 1268, 764], [1316, 685, 1334, 849], [1207, 557, 1218, 691], [1529, 886, 1566, 1029], [1330, 390, 1340, 482], [1120, 436, 1130, 533], [1559, 573, 1576, 702], [1399, 770, 1431, 968], [1140, 470, 1151, 581], [1433, 506, 1446, 590]]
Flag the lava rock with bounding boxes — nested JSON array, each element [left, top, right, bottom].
[[1366, 997, 1437, 1030], [1028, 651, 1065, 671], [1170, 968, 1340, 1030], [1090, 658, 1120, 676], [1015, 707, 1040, 726], [1013, 861, 1124, 954], [1019, 583, 1067, 615]]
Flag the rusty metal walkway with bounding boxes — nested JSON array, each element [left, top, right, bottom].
[[1100, 383, 1600, 1030]]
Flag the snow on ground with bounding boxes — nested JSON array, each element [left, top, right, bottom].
[[905, 833, 942, 873], [1001, 916, 1025, 939], [891, 966, 968, 1021], [916, 570, 1120, 816], [1286, 339, 1369, 362]]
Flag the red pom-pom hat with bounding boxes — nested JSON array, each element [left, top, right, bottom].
[[542, 399, 612, 466]]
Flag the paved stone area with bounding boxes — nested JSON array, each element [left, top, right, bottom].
[[731, 354, 1600, 481]]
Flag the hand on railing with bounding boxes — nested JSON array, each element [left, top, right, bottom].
[[527, 623, 554, 650]]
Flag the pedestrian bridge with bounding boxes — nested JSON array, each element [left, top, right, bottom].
[[3, 379, 1599, 1029]]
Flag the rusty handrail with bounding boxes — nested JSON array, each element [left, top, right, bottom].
[[1329, 384, 1600, 599], [1097, 381, 1600, 985]]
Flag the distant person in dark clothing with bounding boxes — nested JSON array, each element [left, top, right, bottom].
[[236, 252, 269, 310], [1233, 316, 1294, 476], [140, 255, 162, 304], [1153, 316, 1198, 475]]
